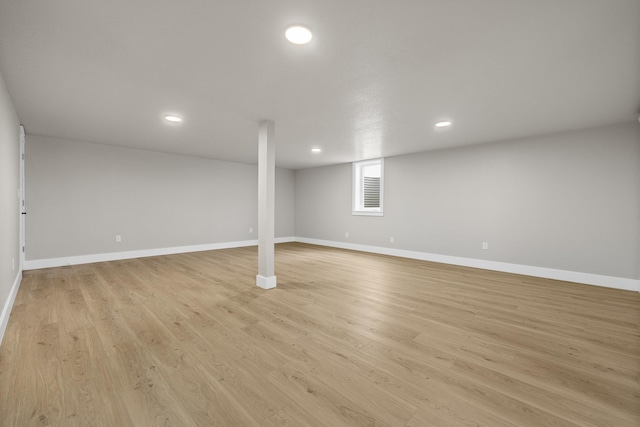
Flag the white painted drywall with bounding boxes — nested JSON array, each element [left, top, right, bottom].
[[275, 168, 295, 238], [0, 71, 21, 340], [25, 136, 295, 260], [295, 123, 640, 281]]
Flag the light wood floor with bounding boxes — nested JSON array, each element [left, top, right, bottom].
[[0, 243, 638, 426]]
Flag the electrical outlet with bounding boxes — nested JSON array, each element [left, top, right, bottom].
[[390, 236, 395, 243], [345, 232, 349, 238], [115, 235, 122, 243], [482, 242, 488, 250], [12, 258, 15, 271], [249, 227, 253, 233]]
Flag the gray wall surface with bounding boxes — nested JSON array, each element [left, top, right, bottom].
[[26, 136, 295, 260], [295, 123, 640, 280], [0, 72, 20, 314], [275, 167, 295, 239]]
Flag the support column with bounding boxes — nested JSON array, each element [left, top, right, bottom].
[[256, 120, 276, 289]]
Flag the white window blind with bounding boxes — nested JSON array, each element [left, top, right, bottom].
[[353, 158, 384, 216], [363, 176, 381, 208]]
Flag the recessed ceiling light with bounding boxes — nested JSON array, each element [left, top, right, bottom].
[[311, 148, 322, 153], [164, 115, 183, 123], [285, 25, 313, 44], [435, 121, 452, 128]]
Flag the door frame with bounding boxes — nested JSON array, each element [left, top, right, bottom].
[[19, 125, 25, 271]]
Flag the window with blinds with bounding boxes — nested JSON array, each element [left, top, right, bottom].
[[353, 158, 384, 216]]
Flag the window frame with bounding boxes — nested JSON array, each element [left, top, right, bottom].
[[352, 158, 384, 216]]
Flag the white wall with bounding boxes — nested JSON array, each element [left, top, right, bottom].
[[275, 167, 295, 239], [295, 123, 640, 283], [19, 122, 640, 289], [25, 136, 294, 262], [0, 71, 21, 343]]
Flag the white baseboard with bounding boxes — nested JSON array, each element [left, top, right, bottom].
[[275, 237, 296, 244], [0, 271, 22, 346], [21, 235, 638, 292], [24, 237, 297, 270], [294, 237, 640, 292]]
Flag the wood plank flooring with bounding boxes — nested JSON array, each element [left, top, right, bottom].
[[0, 242, 638, 426]]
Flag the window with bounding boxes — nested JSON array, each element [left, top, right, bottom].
[[353, 158, 384, 216]]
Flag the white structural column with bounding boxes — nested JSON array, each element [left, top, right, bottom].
[[256, 120, 277, 289]]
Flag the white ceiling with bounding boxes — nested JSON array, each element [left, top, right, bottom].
[[1, 0, 638, 169]]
